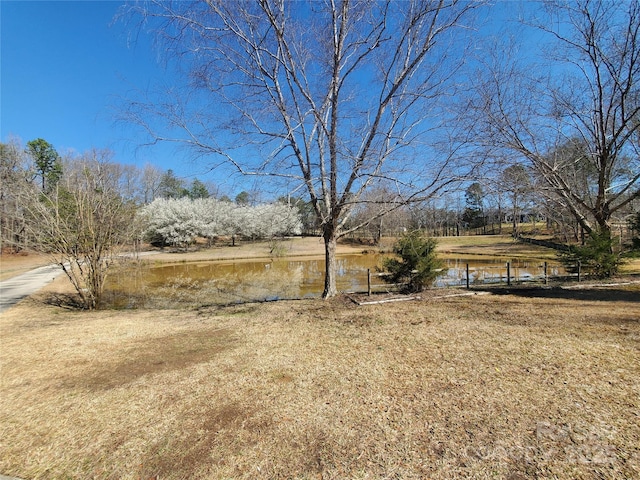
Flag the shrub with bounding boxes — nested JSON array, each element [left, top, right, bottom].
[[559, 229, 623, 279], [381, 230, 443, 292]]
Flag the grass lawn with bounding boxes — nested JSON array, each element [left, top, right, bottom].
[[1, 236, 639, 479], [1, 276, 639, 479], [434, 235, 560, 260]]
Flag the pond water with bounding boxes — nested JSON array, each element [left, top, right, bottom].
[[437, 257, 565, 287], [104, 254, 564, 308]]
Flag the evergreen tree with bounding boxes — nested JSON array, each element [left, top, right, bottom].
[[382, 230, 443, 292], [235, 191, 250, 205], [26, 138, 62, 191], [462, 182, 485, 229], [158, 169, 188, 199], [189, 178, 209, 199]]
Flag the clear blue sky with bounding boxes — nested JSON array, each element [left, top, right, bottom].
[[1, 0, 226, 185]]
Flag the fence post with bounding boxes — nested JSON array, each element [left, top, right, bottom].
[[367, 269, 372, 296], [577, 261, 581, 282], [507, 262, 511, 286], [544, 261, 548, 285], [466, 263, 470, 290]]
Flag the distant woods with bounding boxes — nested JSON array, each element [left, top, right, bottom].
[[0, 137, 274, 253], [1, 135, 638, 260]]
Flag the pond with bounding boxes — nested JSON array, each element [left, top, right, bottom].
[[104, 254, 565, 308]]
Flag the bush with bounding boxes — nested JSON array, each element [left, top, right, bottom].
[[381, 231, 443, 292], [559, 229, 623, 279]]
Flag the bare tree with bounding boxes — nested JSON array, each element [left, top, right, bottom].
[[125, 0, 481, 297], [22, 149, 139, 309], [468, 0, 640, 245], [141, 163, 164, 203], [346, 187, 411, 243], [0, 138, 29, 251], [500, 164, 532, 238]]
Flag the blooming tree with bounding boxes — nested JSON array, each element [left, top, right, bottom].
[[141, 197, 201, 249], [241, 203, 303, 239], [141, 198, 302, 247]]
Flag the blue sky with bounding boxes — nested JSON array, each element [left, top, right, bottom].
[[1, 0, 229, 186]]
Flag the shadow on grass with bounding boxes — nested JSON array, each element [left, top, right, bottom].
[[478, 285, 640, 303], [42, 292, 86, 310]]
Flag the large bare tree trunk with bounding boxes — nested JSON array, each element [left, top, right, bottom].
[[323, 229, 338, 298]]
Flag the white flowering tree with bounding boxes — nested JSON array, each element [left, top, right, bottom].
[[141, 197, 302, 247], [141, 197, 200, 249], [193, 198, 232, 243], [241, 203, 303, 239], [262, 203, 303, 237]]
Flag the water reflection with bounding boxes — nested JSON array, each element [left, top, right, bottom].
[[438, 258, 564, 287], [104, 254, 564, 308]]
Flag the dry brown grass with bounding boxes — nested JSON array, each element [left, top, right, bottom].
[[0, 250, 49, 281], [147, 237, 364, 264], [1, 281, 639, 479], [434, 235, 559, 260]]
